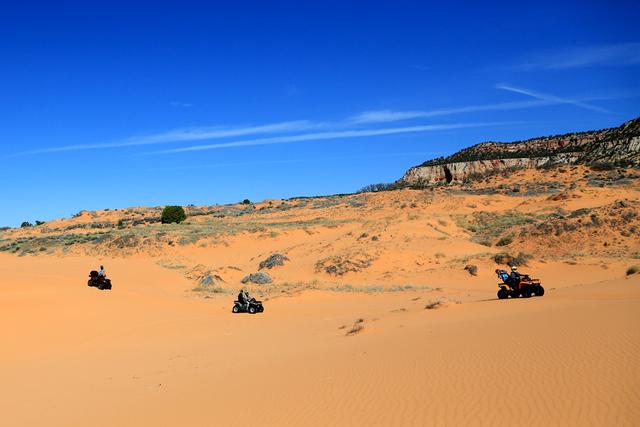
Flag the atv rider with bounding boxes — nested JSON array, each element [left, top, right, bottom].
[[238, 288, 251, 311], [98, 265, 107, 284], [508, 265, 522, 287]]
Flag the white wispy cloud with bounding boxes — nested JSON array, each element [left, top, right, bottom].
[[495, 84, 609, 113], [350, 100, 552, 124], [517, 42, 640, 70], [145, 151, 447, 172], [147, 122, 504, 155], [15, 80, 624, 158], [350, 84, 629, 124], [10, 121, 318, 157], [170, 101, 193, 108]]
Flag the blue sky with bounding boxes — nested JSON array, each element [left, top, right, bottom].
[[0, 1, 638, 227]]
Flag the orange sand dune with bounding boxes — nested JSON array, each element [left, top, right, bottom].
[[1, 254, 638, 426], [1, 166, 639, 425]]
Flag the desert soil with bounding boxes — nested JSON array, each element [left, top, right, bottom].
[[1, 166, 639, 426]]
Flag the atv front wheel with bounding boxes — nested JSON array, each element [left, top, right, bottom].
[[534, 286, 545, 297], [248, 306, 257, 314], [522, 287, 532, 298]]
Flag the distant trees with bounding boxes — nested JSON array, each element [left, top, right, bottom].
[[161, 205, 187, 224], [241, 199, 252, 205], [20, 221, 33, 228], [358, 182, 403, 193]]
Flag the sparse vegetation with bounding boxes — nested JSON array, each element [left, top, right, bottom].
[[192, 285, 233, 295], [358, 182, 402, 193], [316, 253, 376, 276], [425, 300, 443, 309], [496, 236, 513, 246], [493, 252, 533, 267], [464, 264, 478, 276], [241, 272, 272, 285], [345, 318, 365, 336], [259, 253, 289, 270], [627, 265, 640, 276], [455, 210, 535, 244]]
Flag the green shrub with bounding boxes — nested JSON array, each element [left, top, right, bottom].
[[496, 236, 513, 246], [20, 221, 33, 228], [35, 220, 45, 226], [627, 265, 640, 276], [241, 199, 251, 205], [161, 205, 187, 224]]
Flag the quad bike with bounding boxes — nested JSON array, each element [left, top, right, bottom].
[[88, 270, 112, 290], [495, 269, 544, 299], [232, 298, 264, 314]]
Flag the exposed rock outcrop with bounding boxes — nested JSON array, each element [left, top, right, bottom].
[[579, 118, 640, 165], [401, 154, 579, 185], [399, 117, 639, 186]]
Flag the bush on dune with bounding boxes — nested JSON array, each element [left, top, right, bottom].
[[464, 264, 478, 276], [161, 205, 187, 224], [495, 236, 513, 247], [259, 253, 289, 270], [493, 252, 532, 267]]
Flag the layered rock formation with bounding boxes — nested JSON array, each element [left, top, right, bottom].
[[399, 117, 639, 186]]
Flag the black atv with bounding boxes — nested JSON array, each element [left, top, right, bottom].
[[88, 270, 112, 290], [232, 298, 264, 314]]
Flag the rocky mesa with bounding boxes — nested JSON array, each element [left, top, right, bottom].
[[399, 117, 640, 186]]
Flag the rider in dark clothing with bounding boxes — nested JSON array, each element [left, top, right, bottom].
[[238, 289, 250, 309], [508, 265, 522, 286]]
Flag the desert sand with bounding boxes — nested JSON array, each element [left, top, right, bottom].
[[1, 166, 639, 426]]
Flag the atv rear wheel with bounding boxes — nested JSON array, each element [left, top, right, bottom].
[[232, 305, 240, 313], [497, 289, 508, 300]]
